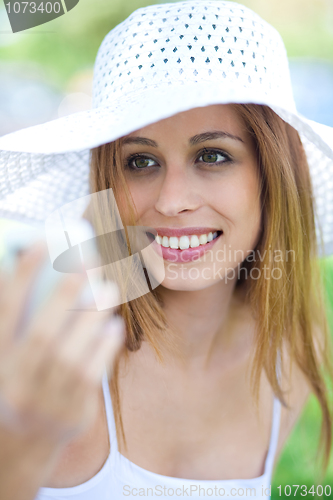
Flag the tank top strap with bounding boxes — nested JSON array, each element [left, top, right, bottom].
[[276, 347, 282, 384], [263, 395, 282, 475], [102, 368, 119, 461]]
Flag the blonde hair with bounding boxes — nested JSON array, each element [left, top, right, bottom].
[[89, 104, 333, 473]]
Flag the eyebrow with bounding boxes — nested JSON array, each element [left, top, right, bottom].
[[122, 131, 244, 147]]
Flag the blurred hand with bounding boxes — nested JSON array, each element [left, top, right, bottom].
[[0, 242, 124, 446]]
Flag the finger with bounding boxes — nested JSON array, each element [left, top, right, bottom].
[[12, 273, 88, 381], [0, 243, 47, 347], [55, 310, 111, 363], [18, 279, 119, 383], [21, 316, 124, 420], [25, 272, 88, 347], [56, 280, 120, 360]]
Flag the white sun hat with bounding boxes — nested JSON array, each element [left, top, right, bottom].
[[0, 0, 332, 256]]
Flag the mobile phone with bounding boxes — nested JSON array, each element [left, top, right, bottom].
[[0, 219, 98, 328]]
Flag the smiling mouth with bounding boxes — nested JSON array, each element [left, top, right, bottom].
[[146, 230, 223, 250]]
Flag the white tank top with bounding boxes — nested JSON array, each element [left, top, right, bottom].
[[35, 371, 281, 500]]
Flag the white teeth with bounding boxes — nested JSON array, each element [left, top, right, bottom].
[[199, 234, 208, 245], [155, 231, 220, 249], [169, 237, 179, 249], [179, 235, 190, 249], [162, 236, 169, 248], [190, 235, 200, 248]]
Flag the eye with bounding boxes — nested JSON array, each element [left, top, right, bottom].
[[198, 149, 231, 164], [126, 155, 159, 170]]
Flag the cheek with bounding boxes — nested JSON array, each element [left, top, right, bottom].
[[215, 169, 261, 250], [115, 179, 152, 225], [214, 171, 260, 221], [126, 182, 152, 218]]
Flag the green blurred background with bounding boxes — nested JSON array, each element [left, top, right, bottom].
[[1, 0, 333, 87], [0, 0, 333, 496]]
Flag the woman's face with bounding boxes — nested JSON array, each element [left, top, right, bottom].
[[121, 104, 262, 291]]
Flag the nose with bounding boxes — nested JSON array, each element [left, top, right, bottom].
[[154, 165, 202, 217]]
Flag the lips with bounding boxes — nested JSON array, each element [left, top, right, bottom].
[[146, 230, 223, 263]]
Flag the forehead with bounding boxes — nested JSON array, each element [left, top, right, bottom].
[[125, 104, 249, 141]]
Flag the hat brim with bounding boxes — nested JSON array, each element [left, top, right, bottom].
[[0, 82, 332, 256]]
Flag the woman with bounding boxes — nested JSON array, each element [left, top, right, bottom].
[[0, 1, 332, 499]]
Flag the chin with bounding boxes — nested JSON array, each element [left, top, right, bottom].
[[159, 279, 212, 292], [159, 263, 235, 291]]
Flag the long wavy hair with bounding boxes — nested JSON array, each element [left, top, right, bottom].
[[89, 104, 333, 474]]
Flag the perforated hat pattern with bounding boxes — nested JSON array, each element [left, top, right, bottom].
[[92, 1, 295, 111]]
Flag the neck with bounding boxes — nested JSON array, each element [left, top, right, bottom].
[[158, 275, 245, 369]]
